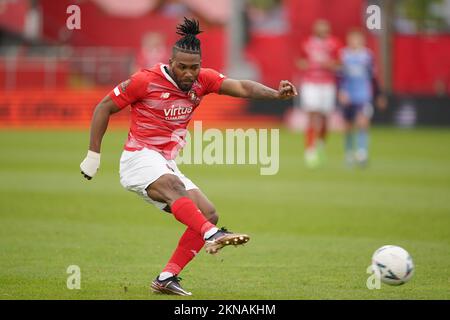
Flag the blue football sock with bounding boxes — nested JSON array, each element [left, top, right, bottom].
[[345, 132, 354, 154], [357, 129, 368, 155]]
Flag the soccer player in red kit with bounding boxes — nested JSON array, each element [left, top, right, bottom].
[[296, 19, 340, 168], [80, 18, 297, 296]]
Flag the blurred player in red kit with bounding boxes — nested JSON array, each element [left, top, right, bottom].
[[80, 18, 297, 296], [296, 19, 340, 168]]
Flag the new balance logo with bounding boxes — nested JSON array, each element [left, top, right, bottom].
[[160, 92, 170, 99]]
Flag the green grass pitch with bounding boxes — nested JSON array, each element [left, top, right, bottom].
[[0, 127, 449, 300]]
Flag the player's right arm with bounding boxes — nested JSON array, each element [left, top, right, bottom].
[[80, 72, 147, 180], [80, 95, 121, 180], [89, 96, 121, 153]]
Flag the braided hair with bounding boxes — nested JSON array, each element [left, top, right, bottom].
[[173, 17, 202, 55]]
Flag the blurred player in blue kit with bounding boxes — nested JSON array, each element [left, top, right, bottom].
[[338, 29, 386, 167]]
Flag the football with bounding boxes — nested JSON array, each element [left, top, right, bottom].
[[371, 245, 414, 286]]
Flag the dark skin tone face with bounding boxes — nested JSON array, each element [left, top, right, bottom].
[[168, 50, 202, 92]]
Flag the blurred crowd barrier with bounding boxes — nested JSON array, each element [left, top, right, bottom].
[[0, 47, 134, 89], [0, 88, 279, 129]]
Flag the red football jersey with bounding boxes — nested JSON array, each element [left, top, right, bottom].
[[109, 63, 226, 159], [300, 35, 340, 84]]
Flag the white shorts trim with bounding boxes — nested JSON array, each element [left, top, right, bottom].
[[119, 148, 198, 210], [300, 82, 336, 114]]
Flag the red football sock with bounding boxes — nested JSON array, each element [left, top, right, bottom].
[[319, 118, 328, 141], [305, 125, 316, 149], [171, 197, 215, 238], [162, 228, 205, 275]]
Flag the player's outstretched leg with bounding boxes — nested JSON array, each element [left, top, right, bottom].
[[148, 176, 251, 255], [147, 175, 250, 295]]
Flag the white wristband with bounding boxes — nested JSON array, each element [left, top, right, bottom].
[[80, 150, 101, 178], [86, 150, 101, 161]]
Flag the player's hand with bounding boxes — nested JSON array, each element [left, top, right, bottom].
[[277, 80, 298, 100], [80, 150, 100, 180]]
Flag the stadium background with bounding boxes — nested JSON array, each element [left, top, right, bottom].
[[1, 0, 450, 128], [0, 0, 449, 300]]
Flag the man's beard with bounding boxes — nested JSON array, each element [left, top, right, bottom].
[[178, 81, 193, 92]]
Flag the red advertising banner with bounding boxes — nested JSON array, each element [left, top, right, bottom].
[[0, 88, 128, 128], [0, 88, 277, 129]]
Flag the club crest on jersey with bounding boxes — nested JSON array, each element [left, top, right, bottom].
[[120, 79, 131, 92], [188, 90, 199, 103]]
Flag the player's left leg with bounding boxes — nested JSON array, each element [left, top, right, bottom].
[[341, 104, 357, 166], [301, 83, 322, 168], [317, 113, 328, 163], [355, 110, 371, 166], [159, 189, 218, 279], [343, 119, 355, 167], [151, 185, 248, 296], [318, 113, 328, 143], [151, 171, 249, 295], [316, 83, 337, 164]]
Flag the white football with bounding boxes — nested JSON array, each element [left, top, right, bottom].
[[371, 245, 414, 285]]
